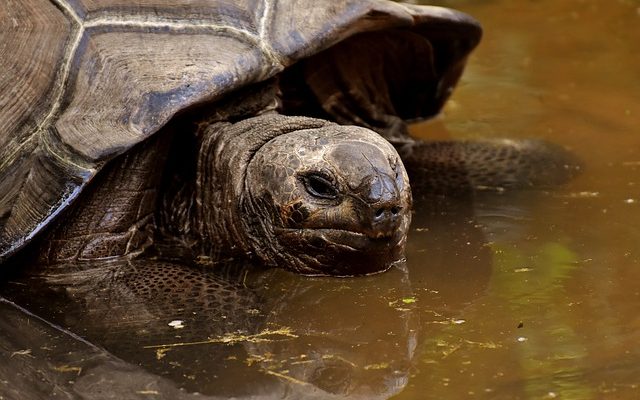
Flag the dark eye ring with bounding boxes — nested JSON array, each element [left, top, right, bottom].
[[302, 174, 339, 200]]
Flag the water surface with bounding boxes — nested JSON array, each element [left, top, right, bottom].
[[400, 0, 640, 398]]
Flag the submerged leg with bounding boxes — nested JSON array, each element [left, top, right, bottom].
[[395, 139, 581, 196]]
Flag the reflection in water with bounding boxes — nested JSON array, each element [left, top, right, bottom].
[[1, 192, 494, 398], [2, 259, 417, 399], [242, 267, 417, 399]]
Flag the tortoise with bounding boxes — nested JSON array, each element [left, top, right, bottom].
[[0, 0, 572, 276]]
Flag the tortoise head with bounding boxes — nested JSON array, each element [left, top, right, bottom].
[[242, 123, 411, 276]]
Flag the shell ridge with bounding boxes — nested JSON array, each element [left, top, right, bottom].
[[49, 0, 82, 24], [24, 0, 85, 173], [258, 0, 273, 41], [83, 16, 259, 41], [0, 0, 84, 175], [257, 0, 285, 71]]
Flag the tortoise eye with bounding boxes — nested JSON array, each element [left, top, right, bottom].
[[303, 174, 339, 200]]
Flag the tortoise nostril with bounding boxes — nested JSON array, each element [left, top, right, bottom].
[[372, 205, 402, 224]]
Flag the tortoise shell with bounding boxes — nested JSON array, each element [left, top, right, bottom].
[[0, 0, 480, 261]]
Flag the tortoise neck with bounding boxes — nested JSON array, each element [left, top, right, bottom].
[[157, 113, 289, 258], [160, 114, 332, 264], [156, 79, 285, 257]]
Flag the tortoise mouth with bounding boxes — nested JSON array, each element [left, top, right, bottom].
[[275, 228, 407, 276], [306, 228, 402, 250], [277, 227, 403, 250]]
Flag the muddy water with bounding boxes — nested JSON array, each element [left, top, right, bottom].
[[1, 0, 639, 399], [399, 0, 640, 398]]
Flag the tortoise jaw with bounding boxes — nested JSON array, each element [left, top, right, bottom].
[[275, 227, 407, 276]]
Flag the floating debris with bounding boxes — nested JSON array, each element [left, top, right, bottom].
[[155, 348, 170, 360], [10, 349, 32, 358], [440, 342, 462, 359], [53, 365, 82, 376], [402, 297, 417, 304], [145, 327, 298, 350], [136, 390, 160, 395], [463, 339, 501, 349], [564, 191, 600, 198], [364, 362, 390, 370], [264, 370, 311, 386], [168, 320, 185, 329]]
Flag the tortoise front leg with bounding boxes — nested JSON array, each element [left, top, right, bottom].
[[36, 133, 170, 265], [394, 139, 581, 196]]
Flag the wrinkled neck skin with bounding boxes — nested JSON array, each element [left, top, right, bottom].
[[194, 115, 330, 267], [160, 115, 323, 268]]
